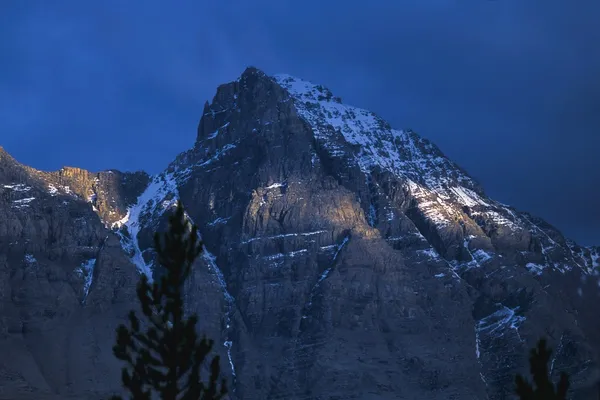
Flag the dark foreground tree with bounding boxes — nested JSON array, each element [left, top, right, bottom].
[[515, 338, 569, 400], [110, 201, 228, 400]]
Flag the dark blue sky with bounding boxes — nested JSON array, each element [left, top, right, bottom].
[[1, 1, 599, 245]]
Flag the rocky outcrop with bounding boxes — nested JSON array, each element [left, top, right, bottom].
[[0, 68, 599, 399], [0, 151, 144, 399]]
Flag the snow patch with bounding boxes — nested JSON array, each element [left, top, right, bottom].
[[266, 182, 286, 190], [450, 186, 489, 207], [525, 262, 545, 276], [477, 305, 525, 342], [304, 236, 349, 316], [208, 216, 231, 226], [263, 249, 308, 262], [418, 248, 440, 259], [319, 244, 338, 251], [241, 230, 327, 244], [113, 172, 181, 281], [472, 249, 493, 264], [386, 208, 395, 221], [452, 238, 487, 271], [484, 211, 519, 230], [24, 254, 36, 265], [3, 184, 31, 192], [407, 180, 456, 228], [76, 258, 96, 303], [46, 184, 78, 197], [12, 197, 35, 207]]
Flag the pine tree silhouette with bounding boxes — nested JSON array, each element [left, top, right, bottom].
[[515, 338, 569, 400], [110, 201, 228, 400]]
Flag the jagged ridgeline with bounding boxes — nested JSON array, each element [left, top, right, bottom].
[[0, 67, 599, 399]]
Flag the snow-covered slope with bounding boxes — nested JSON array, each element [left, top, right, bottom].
[[274, 74, 477, 191], [274, 73, 597, 280], [112, 172, 181, 279]]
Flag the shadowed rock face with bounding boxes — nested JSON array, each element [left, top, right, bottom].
[[0, 67, 599, 399], [0, 149, 146, 399]]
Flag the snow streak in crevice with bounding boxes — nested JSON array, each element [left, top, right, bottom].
[[476, 305, 526, 343], [241, 230, 327, 245], [302, 236, 350, 319], [202, 250, 237, 390], [76, 258, 96, 304], [208, 216, 231, 226], [550, 333, 565, 375], [474, 327, 489, 389]]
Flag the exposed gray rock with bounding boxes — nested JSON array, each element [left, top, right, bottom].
[[0, 148, 143, 399], [0, 67, 599, 399]]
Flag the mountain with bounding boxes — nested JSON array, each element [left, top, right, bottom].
[[0, 67, 599, 400]]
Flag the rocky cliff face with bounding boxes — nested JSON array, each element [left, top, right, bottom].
[[0, 67, 599, 399], [0, 148, 149, 399]]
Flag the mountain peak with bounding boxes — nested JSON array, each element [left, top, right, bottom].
[[127, 67, 600, 398], [2, 67, 600, 400], [240, 66, 268, 79], [195, 69, 480, 196], [271, 73, 484, 195]]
